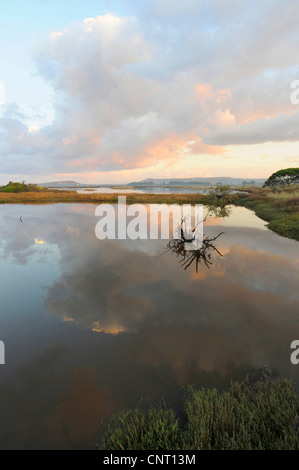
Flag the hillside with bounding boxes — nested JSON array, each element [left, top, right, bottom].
[[129, 177, 266, 186], [38, 181, 85, 187]]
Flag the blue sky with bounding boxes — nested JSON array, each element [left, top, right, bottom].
[[0, 1, 123, 125], [0, 0, 299, 184]]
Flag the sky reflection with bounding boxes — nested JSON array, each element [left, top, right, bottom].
[[0, 203, 298, 449]]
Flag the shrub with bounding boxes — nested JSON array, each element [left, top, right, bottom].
[[102, 375, 299, 450], [0, 181, 43, 193], [102, 408, 180, 450]]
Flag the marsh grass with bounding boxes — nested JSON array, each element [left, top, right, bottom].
[[0, 190, 213, 205], [236, 188, 299, 241], [102, 375, 299, 450], [265, 188, 299, 199]]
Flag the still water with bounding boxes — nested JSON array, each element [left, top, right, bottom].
[[76, 186, 242, 195], [0, 203, 298, 449]]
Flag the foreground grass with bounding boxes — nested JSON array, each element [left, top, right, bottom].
[[101, 376, 299, 450]]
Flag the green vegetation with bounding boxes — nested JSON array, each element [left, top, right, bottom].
[[205, 185, 232, 217], [0, 190, 211, 205], [236, 186, 299, 241], [208, 184, 232, 206], [263, 168, 299, 190], [102, 408, 180, 451], [101, 375, 299, 450], [0, 181, 44, 193], [208, 184, 231, 199]]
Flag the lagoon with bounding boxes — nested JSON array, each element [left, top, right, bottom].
[[0, 203, 298, 449]]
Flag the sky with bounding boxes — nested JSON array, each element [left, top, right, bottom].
[[0, 0, 299, 184]]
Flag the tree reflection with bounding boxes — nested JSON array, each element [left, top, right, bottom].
[[164, 200, 230, 272], [166, 228, 224, 271]]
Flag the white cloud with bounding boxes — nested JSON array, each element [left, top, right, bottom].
[[1, 1, 299, 177]]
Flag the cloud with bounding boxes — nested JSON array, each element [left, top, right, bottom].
[[1, 1, 299, 177], [207, 111, 299, 146]]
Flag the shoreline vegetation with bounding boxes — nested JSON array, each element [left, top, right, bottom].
[[0, 184, 298, 241], [101, 373, 299, 450]]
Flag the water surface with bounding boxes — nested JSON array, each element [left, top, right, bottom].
[[76, 186, 243, 195], [0, 203, 298, 449]]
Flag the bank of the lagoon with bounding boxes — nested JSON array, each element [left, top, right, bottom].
[[0, 188, 298, 241], [235, 189, 299, 241]]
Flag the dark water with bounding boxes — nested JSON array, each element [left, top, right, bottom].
[[0, 203, 298, 449]]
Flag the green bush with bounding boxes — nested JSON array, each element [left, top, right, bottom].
[[0, 181, 43, 193], [102, 376, 299, 450], [102, 408, 180, 450], [181, 377, 299, 450]]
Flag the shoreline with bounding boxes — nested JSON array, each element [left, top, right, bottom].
[[0, 190, 214, 205], [0, 189, 298, 242]]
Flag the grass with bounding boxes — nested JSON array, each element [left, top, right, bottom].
[[235, 187, 299, 241], [265, 189, 299, 199], [0, 190, 214, 205], [101, 374, 299, 450]]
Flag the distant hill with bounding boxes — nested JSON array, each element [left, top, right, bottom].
[[129, 177, 266, 186], [39, 181, 85, 188], [39, 177, 266, 188]]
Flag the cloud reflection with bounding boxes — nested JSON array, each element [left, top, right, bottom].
[[0, 203, 298, 448]]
